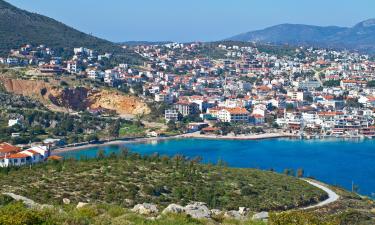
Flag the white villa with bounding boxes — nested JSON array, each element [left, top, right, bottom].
[[0, 145, 50, 168]]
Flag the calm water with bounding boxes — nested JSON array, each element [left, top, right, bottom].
[[58, 138, 375, 197]]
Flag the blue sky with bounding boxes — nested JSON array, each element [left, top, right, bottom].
[[6, 0, 375, 42]]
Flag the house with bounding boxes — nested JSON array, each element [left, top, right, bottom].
[[360, 126, 375, 137], [201, 127, 220, 135], [0, 143, 21, 157], [165, 109, 180, 122], [174, 101, 200, 116], [250, 114, 265, 125], [340, 80, 367, 90], [25, 146, 49, 159], [147, 131, 162, 137], [0, 146, 49, 168], [104, 69, 120, 85], [87, 69, 103, 80], [287, 91, 305, 101], [66, 61, 81, 74], [43, 138, 65, 147], [187, 123, 208, 133], [1, 153, 29, 167], [39, 64, 63, 74], [8, 119, 21, 127], [155, 92, 173, 104], [6, 57, 19, 66], [358, 96, 375, 108], [218, 107, 250, 123]]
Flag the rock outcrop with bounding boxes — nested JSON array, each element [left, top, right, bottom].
[[131, 203, 159, 215], [2, 192, 53, 209], [76, 202, 89, 209], [162, 204, 185, 214], [252, 211, 269, 220], [224, 210, 243, 220], [62, 198, 71, 205], [184, 202, 212, 219], [0, 78, 150, 116]]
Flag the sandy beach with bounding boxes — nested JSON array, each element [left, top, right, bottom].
[[180, 132, 294, 140], [52, 132, 294, 154]]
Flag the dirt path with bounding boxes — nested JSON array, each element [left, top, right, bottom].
[[302, 179, 340, 210]]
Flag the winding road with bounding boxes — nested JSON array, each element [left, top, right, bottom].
[[302, 179, 340, 210]]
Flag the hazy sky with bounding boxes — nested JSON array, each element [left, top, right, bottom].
[[6, 0, 375, 42]]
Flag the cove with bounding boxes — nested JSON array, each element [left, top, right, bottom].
[[58, 138, 375, 197]]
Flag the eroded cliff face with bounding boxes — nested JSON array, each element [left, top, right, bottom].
[[0, 78, 52, 101], [48, 87, 90, 111], [0, 78, 150, 116], [89, 90, 150, 115]]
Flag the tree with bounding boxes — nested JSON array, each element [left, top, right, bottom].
[[97, 150, 105, 160], [346, 98, 362, 108], [286, 103, 294, 111], [297, 168, 304, 178], [109, 119, 121, 138], [120, 147, 129, 159], [167, 120, 177, 131], [86, 134, 99, 143], [40, 88, 47, 96], [367, 80, 375, 88], [324, 80, 341, 87]]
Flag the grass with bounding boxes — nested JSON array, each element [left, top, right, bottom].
[[119, 124, 147, 137], [0, 153, 327, 212], [0, 201, 267, 225]]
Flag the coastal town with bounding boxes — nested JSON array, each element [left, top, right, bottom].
[[1, 0, 375, 224], [2, 42, 375, 140], [1, 42, 375, 167]]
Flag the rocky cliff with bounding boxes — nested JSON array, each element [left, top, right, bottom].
[[0, 78, 150, 116]]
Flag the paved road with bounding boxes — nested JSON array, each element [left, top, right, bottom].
[[313, 68, 328, 86], [302, 179, 340, 210]]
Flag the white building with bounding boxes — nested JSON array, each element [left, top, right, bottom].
[[0, 146, 49, 168], [155, 93, 173, 104], [287, 91, 305, 101], [217, 107, 249, 123], [165, 109, 180, 122], [8, 119, 20, 127]]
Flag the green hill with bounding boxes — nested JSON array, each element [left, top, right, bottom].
[[0, 153, 326, 211], [0, 0, 143, 63], [0, 153, 374, 224]]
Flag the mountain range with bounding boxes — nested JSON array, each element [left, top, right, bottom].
[[0, 0, 142, 63], [228, 19, 375, 53], [1, 0, 375, 57]]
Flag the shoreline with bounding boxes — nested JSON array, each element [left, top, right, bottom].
[[52, 132, 294, 154], [52, 132, 372, 155]]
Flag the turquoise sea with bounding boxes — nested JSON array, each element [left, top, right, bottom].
[[58, 138, 375, 197]]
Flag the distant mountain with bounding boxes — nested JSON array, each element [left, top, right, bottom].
[[119, 41, 173, 46], [0, 0, 143, 63], [228, 19, 375, 53]]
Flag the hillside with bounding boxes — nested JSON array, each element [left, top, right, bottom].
[[0, 153, 326, 211], [0, 77, 150, 116], [0, 0, 143, 63], [228, 19, 375, 53], [0, 154, 374, 224]]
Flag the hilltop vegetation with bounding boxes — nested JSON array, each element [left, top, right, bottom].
[[0, 154, 374, 225], [0, 152, 326, 211], [0, 0, 143, 63]]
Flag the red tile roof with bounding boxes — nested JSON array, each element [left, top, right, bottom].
[[7, 153, 29, 159], [226, 107, 249, 114], [0, 143, 21, 154]]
